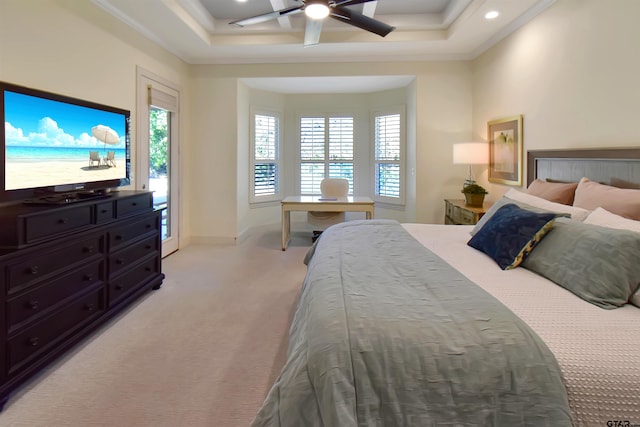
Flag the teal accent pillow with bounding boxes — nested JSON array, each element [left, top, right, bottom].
[[522, 218, 640, 309], [468, 204, 556, 270]]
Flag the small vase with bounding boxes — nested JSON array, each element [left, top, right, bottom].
[[464, 193, 485, 207]]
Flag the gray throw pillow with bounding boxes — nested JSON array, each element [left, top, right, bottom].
[[521, 218, 640, 309]]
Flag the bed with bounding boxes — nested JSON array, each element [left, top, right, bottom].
[[252, 148, 640, 427]]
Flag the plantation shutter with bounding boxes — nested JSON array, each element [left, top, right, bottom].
[[374, 113, 401, 199], [300, 115, 354, 195], [300, 117, 326, 194], [328, 117, 354, 194], [253, 114, 279, 198]]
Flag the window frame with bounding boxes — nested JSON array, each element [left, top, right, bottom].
[[371, 105, 406, 206], [249, 107, 282, 205], [298, 113, 355, 196]]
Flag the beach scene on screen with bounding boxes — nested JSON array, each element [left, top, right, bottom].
[[4, 90, 127, 190]]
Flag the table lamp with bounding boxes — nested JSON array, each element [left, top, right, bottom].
[[453, 142, 488, 188]]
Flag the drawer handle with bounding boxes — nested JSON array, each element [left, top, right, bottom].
[[115, 285, 124, 291], [116, 258, 124, 265], [115, 234, 124, 241], [58, 218, 68, 224], [145, 267, 152, 272], [145, 244, 152, 250], [27, 300, 39, 310], [84, 303, 95, 312], [146, 224, 151, 229], [84, 274, 94, 281], [28, 337, 39, 347], [29, 266, 39, 275], [132, 202, 138, 207], [100, 209, 108, 214], [83, 246, 95, 254]]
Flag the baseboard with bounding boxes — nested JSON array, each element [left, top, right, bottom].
[[185, 221, 315, 247], [235, 226, 251, 244], [188, 235, 239, 245]]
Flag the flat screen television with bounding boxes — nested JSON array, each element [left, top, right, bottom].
[[0, 81, 131, 204]]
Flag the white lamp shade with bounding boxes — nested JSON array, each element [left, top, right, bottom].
[[453, 142, 488, 165]]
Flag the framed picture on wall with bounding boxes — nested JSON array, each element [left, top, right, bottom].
[[488, 115, 523, 186]]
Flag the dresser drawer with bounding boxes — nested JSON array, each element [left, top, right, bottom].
[[8, 288, 105, 373], [445, 202, 454, 219], [109, 214, 158, 251], [95, 201, 114, 224], [110, 235, 158, 275], [6, 235, 104, 294], [109, 255, 159, 306], [7, 261, 104, 331], [115, 194, 152, 217], [24, 205, 92, 243], [453, 206, 477, 225]]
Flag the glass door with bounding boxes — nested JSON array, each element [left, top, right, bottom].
[[149, 107, 170, 242], [137, 68, 179, 257]]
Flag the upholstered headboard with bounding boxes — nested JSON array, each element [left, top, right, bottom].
[[527, 148, 640, 187]]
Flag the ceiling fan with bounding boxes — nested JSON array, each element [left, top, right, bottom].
[[229, 0, 395, 47]]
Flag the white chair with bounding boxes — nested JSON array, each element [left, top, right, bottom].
[[308, 178, 349, 240], [103, 151, 116, 167], [89, 151, 101, 167]]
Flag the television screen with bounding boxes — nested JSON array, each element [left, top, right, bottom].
[[1, 81, 130, 203]]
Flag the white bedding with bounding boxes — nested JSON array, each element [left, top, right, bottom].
[[403, 223, 640, 427]]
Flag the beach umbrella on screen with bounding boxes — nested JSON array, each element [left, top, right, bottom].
[[91, 125, 120, 154]]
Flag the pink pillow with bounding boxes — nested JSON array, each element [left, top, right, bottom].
[[526, 179, 578, 205], [573, 177, 640, 220]]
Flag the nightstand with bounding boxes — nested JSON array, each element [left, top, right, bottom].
[[444, 199, 493, 225]]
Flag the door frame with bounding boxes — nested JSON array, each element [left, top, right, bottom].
[[136, 67, 180, 257]]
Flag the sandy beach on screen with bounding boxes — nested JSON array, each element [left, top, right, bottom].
[[6, 159, 123, 190]]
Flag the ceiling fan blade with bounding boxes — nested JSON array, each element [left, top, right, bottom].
[[333, 0, 377, 7], [304, 19, 323, 47], [230, 6, 302, 27], [329, 7, 395, 37]]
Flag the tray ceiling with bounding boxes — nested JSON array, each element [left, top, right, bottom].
[[92, 0, 556, 64]]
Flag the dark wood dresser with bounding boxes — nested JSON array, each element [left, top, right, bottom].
[[0, 190, 164, 409]]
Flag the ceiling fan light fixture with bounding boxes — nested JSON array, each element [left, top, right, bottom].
[[484, 10, 499, 20], [305, 2, 330, 20]]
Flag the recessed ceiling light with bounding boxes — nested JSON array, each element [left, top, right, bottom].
[[236, 0, 248, 3], [484, 10, 499, 20]]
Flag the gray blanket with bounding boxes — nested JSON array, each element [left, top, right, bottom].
[[252, 220, 572, 426]]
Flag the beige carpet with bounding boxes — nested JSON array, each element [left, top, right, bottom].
[[0, 226, 312, 427]]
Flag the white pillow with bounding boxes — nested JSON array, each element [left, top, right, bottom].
[[504, 189, 591, 222], [584, 207, 640, 233], [633, 292, 640, 308]]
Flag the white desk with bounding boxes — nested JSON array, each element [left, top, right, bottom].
[[281, 196, 375, 250]]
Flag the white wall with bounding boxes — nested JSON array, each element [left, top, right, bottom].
[[472, 0, 640, 200], [190, 61, 472, 239], [187, 71, 239, 242], [6, 1, 638, 243], [237, 86, 285, 239], [235, 86, 415, 235], [1, 2, 475, 242], [0, 0, 191, 244], [236, 81, 251, 240]]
